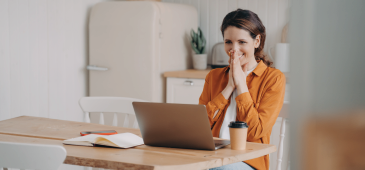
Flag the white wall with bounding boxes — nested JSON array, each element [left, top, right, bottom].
[[0, 0, 110, 122], [163, 0, 290, 65]]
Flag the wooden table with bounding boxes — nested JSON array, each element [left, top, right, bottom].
[[0, 116, 276, 170]]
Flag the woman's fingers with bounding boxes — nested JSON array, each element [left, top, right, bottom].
[[230, 50, 241, 61], [231, 53, 246, 87], [243, 63, 248, 76], [231, 55, 235, 81], [232, 50, 241, 60], [232, 56, 240, 82], [229, 64, 233, 79], [228, 50, 233, 64], [228, 57, 236, 90], [231, 56, 234, 81], [233, 53, 241, 64]]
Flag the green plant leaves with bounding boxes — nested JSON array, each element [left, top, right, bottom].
[[190, 27, 206, 54]]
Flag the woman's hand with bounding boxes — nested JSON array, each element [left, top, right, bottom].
[[227, 52, 236, 89], [231, 51, 249, 95], [221, 51, 236, 99]]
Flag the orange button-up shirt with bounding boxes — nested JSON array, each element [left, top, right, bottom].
[[199, 60, 286, 170]]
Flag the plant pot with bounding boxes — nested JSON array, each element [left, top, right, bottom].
[[192, 54, 208, 70]]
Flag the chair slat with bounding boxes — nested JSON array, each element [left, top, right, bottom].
[[84, 112, 90, 123], [99, 113, 104, 125], [112, 113, 118, 127], [276, 118, 287, 170]]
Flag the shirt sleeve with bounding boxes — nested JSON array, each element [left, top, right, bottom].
[[235, 73, 286, 141], [199, 71, 229, 128]]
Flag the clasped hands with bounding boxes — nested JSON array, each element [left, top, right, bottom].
[[222, 50, 249, 99]]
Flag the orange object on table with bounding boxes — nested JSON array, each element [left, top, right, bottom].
[[80, 130, 117, 136]]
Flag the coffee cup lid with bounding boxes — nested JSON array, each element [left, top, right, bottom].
[[228, 121, 248, 128]]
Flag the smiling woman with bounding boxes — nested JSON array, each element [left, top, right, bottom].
[[221, 9, 272, 68], [199, 9, 286, 170]]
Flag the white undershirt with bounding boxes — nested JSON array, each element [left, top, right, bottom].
[[219, 66, 257, 139]]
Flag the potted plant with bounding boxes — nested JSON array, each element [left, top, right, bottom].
[[191, 28, 207, 70]]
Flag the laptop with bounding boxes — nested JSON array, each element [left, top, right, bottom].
[[132, 102, 230, 150]]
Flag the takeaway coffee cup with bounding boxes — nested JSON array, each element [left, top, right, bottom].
[[229, 121, 249, 150]]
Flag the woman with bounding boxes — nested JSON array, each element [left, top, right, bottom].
[[199, 9, 286, 170]]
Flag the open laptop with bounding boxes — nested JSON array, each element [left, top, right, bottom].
[[132, 102, 230, 150]]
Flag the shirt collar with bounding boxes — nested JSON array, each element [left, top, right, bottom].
[[225, 60, 267, 76], [252, 60, 267, 76]]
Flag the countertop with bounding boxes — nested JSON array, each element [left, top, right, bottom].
[[163, 69, 211, 79]]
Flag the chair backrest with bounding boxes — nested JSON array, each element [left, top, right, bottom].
[[0, 142, 66, 170], [275, 102, 289, 170], [79, 97, 147, 128]]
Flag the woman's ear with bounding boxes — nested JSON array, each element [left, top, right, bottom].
[[254, 34, 261, 48]]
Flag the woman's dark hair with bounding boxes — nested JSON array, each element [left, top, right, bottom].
[[221, 9, 273, 67]]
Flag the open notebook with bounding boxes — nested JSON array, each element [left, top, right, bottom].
[[63, 133, 144, 148]]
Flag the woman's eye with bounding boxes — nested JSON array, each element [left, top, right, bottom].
[[225, 41, 232, 44], [239, 41, 246, 44]]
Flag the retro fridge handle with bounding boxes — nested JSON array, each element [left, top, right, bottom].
[[87, 65, 108, 71]]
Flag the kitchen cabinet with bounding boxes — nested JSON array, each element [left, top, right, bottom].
[[164, 69, 210, 104], [166, 78, 205, 104]]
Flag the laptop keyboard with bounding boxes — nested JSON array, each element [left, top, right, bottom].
[[214, 142, 224, 146], [214, 140, 230, 149]]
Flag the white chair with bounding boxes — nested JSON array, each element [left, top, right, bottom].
[[78, 97, 147, 170], [0, 142, 66, 170], [273, 102, 289, 170], [79, 97, 147, 128]]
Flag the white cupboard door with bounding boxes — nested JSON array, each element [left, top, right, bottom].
[[166, 78, 205, 104]]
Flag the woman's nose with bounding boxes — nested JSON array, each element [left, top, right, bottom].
[[232, 44, 239, 51]]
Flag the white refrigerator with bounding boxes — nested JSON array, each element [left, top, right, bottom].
[[88, 1, 198, 102]]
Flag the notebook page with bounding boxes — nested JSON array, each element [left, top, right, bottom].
[[63, 141, 93, 146], [63, 134, 104, 146], [94, 133, 144, 148], [64, 134, 102, 142]]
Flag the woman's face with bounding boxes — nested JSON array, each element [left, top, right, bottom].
[[223, 26, 260, 66]]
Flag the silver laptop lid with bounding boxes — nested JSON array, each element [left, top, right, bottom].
[[132, 102, 216, 150]]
